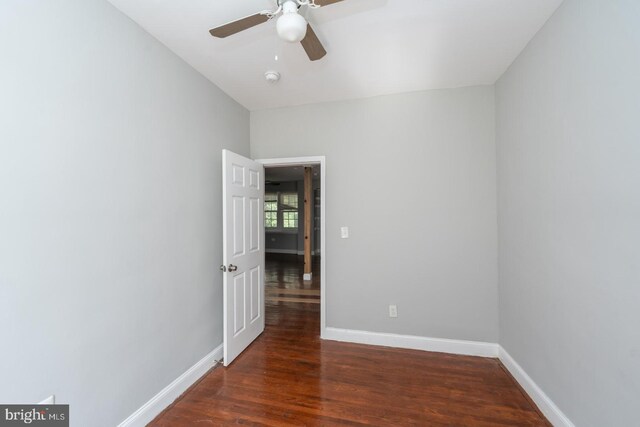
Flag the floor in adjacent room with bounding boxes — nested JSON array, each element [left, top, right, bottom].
[[149, 254, 549, 426]]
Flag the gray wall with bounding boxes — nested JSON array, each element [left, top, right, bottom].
[[251, 86, 499, 342], [495, 0, 640, 425], [0, 1, 249, 426]]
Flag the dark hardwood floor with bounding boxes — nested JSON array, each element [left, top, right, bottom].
[[149, 254, 549, 426], [266, 254, 320, 304]]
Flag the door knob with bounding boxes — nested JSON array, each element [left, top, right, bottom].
[[219, 265, 227, 272], [228, 264, 238, 272]]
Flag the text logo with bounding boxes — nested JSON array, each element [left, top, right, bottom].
[[0, 405, 68, 427]]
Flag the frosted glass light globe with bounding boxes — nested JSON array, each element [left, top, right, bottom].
[[277, 12, 308, 43]]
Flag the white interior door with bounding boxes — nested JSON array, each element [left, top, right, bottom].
[[222, 149, 265, 366]]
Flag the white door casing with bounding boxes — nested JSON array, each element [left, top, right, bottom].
[[256, 156, 326, 337], [222, 149, 265, 366]]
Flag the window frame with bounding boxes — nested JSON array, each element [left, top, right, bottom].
[[264, 193, 279, 230], [264, 191, 300, 233]]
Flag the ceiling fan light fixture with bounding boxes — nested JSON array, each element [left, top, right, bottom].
[[209, 0, 341, 61], [276, 2, 308, 43]]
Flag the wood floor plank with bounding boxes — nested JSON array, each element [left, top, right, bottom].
[[266, 296, 320, 304], [149, 254, 550, 426], [266, 288, 321, 296]]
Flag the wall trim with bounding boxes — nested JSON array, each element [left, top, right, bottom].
[[323, 328, 573, 426], [38, 395, 55, 405], [114, 339, 572, 427], [265, 249, 318, 256], [257, 156, 326, 336], [117, 343, 223, 427], [499, 346, 575, 427], [265, 249, 300, 255], [323, 327, 499, 358]]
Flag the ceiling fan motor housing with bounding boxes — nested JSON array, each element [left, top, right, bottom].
[[277, 1, 308, 43]]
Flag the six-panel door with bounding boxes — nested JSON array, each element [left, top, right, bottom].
[[223, 149, 265, 366]]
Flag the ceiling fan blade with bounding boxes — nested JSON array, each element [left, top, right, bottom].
[[314, 0, 345, 6], [300, 24, 327, 61], [209, 13, 269, 38]]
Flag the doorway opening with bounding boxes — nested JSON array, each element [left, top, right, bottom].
[[257, 157, 326, 336]]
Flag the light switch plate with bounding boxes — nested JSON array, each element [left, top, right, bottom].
[[341, 226, 349, 239], [389, 305, 398, 318]]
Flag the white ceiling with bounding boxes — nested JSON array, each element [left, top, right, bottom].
[[107, 0, 563, 111]]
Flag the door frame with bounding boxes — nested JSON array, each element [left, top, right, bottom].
[[256, 156, 327, 337]]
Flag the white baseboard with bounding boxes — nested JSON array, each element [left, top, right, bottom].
[[114, 337, 572, 427], [499, 346, 575, 427], [118, 343, 223, 427], [265, 249, 319, 256], [323, 327, 499, 358], [266, 249, 300, 255], [323, 329, 572, 426], [38, 395, 55, 405]]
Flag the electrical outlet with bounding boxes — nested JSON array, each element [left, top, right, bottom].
[[389, 305, 398, 318]]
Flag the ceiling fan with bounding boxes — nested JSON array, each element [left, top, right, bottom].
[[209, 0, 344, 61]]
